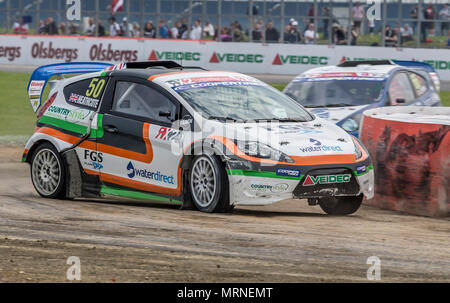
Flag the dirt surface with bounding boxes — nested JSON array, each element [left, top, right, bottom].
[[0, 146, 449, 283]]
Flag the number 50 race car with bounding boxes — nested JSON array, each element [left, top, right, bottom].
[[23, 61, 374, 215]]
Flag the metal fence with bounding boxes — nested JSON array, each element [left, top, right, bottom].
[[1, 0, 449, 49]]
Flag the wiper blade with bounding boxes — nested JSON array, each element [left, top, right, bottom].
[[208, 116, 240, 122]]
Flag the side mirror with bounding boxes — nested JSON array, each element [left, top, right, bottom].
[[396, 98, 406, 104]]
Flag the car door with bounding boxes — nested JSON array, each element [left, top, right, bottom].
[[408, 71, 441, 106], [386, 72, 416, 106], [97, 76, 184, 199]]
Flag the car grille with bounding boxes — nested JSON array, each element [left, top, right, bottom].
[[293, 168, 360, 198]]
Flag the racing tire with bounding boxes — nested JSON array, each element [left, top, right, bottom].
[[318, 194, 363, 215], [189, 154, 231, 213], [30, 143, 66, 199]]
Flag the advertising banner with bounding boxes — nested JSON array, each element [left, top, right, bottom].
[[1, 34, 450, 80]]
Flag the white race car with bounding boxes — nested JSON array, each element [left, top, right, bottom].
[[23, 61, 374, 215]]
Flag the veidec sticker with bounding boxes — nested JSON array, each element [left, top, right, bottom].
[[303, 174, 351, 186]]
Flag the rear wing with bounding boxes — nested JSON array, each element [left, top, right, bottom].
[[27, 62, 113, 112], [392, 60, 441, 92]]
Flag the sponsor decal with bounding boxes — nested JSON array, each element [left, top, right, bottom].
[[46, 105, 91, 121], [148, 50, 200, 61], [262, 124, 323, 135], [89, 43, 138, 62], [171, 81, 262, 92], [299, 138, 344, 153], [68, 93, 99, 109], [126, 161, 175, 185], [276, 168, 301, 178], [154, 127, 180, 142], [28, 80, 46, 111], [356, 165, 367, 174], [0, 46, 21, 61], [272, 54, 328, 66], [250, 183, 289, 193], [210, 52, 263, 64], [310, 108, 330, 119], [303, 174, 351, 186], [83, 150, 104, 170], [31, 42, 78, 62]]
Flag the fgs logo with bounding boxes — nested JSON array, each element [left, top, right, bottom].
[[83, 150, 103, 170]]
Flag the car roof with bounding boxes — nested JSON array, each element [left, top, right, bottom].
[[301, 64, 399, 78]]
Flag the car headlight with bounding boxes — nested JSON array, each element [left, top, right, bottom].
[[235, 140, 294, 163], [352, 137, 363, 160], [341, 114, 362, 132]]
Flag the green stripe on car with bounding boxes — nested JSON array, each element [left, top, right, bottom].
[[39, 114, 104, 138], [100, 186, 182, 204]]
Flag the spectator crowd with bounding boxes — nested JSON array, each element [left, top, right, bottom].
[[11, 1, 450, 49]]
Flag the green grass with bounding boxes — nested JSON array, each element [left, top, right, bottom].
[[0, 72, 448, 137]]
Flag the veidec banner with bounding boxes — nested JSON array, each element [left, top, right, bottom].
[[1, 34, 450, 80]]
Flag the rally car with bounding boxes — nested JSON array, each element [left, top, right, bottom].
[[23, 61, 374, 215], [283, 60, 442, 137]]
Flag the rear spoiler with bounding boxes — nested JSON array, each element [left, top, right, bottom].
[[392, 60, 441, 92], [27, 62, 113, 112]]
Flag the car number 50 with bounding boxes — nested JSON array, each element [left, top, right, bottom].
[[86, 78, 106, 99]]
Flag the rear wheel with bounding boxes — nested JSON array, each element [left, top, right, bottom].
[[30, 143, 66, 199], [319, 194, 363, 215], [189, 154, 230, 213]]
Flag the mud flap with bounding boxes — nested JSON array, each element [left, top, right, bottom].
[[63, 150, 83, 199]]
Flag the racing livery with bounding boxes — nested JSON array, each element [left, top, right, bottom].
[[284, 60, 442, 137], [23, 61, 374, 215]]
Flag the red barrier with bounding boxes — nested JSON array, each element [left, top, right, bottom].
[[360, 107, 450, 217]]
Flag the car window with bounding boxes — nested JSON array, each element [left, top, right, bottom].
[[112, 81, 177, 123], [409, 72, 428, 97], [388, 73, 415, 105], [63, 77, 107, 110]]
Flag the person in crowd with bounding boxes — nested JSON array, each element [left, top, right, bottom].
[[131, 22, 140, 37], [284, 24, 295, 43], [178, 18, 188, 39], [290, 21, 302, 43], [57, 21, 66, 35], [352, 1, 365, 34], [109, 16, 121, 36], [350, 24, 358, 45], [400, 23, 414, 42], [420, 5, 428, 42], [121, 17, 133, 37], [322, 7, 330, 39], [84, 18, 96, 36], [45, 17, 58, 35], [189, 19, 202, 40], [171, 21, 180, 39], [251, 23, 262, 42], [203, 21, 214, 38], [97, 20, 105, 36], [220, 27, 232, 42], [447, 31, 450, 48], [143, 21, 156, 38], [439, 3, 450, 36], [38, 20, 46, 34], [368, 18, 375, 35], [332, 23, 346, 45], [68, 21, 78, 35], [425, 2, 435, 37], [265, 21, 279, 43], [385, 26, 399, 47], [158, 19, 170, 38], [13, 17, 29, 34], [231, 21, 248, 42], [304, 23, 319, 44], [410, 4, 419, 30], [307, 4, 315, 24]]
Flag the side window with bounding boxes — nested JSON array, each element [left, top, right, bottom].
[[388, 73, 415, 105], [63, 77, 107, 110], [409, 72, 428, 97], [112, 81, 177, 124]]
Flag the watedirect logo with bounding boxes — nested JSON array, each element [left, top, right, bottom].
[[276, 168, 301, 178], [299, 138, 344, 153], [303, 174, 351, 186], [126, 161, 174, 184], [272, 54, 328, 66], [210, 52, 263, 63], [148, 50, 200, 61]]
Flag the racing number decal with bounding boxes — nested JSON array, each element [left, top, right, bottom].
[[86, 78, 106, 99]]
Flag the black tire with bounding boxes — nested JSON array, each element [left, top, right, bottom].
[[30, 143, 66, 199], [319, 194, 363, 215], [189, 154, 230, 213]]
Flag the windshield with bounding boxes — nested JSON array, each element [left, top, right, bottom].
[[171, 82, 313, 122], [284, 79, 385, 108]]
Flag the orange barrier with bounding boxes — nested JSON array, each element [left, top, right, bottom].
[[360, 107, 449, 217]]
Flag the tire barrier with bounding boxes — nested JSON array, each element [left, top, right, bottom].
[[360, 107, 450, 217]]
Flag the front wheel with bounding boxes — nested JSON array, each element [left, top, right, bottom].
[[189, 154, 230, 213], [319, 194, 363, 215], [30, 143, 66, 199]]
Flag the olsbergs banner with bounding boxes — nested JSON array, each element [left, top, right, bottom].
[[1, 34, 450, 80]]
